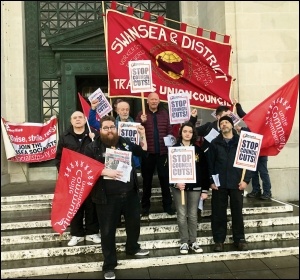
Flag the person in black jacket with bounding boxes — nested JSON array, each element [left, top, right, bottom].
[[84, 115, 149, 280], [170, 122, 210, 255], [55, 111, 101, 246], [189, 105, 231, 154], [208, 116, 252, 252], [234, 101, 273, 200]]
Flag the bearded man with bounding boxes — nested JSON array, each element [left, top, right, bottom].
[[84, 115, 149, 280]]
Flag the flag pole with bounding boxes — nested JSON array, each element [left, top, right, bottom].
[[85, 117, 94, 142]]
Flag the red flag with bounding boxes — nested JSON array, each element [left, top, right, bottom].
[[106, 10, 232, 110], [243, 74, 299, 156], [77, 92, 91, 118], [51, 148, 104, 234]]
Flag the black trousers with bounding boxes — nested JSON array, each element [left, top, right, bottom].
[[95, 190, 141, 272], [211, 188, 245, 244], [70, 193, 99, 236], [141, 153, 172, 210]]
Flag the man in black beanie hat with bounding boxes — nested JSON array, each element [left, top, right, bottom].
[[218, 115, 234, 128], [207, 113, 252, 252]]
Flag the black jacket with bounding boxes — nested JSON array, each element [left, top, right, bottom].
[[84, 135, 147, 204], [55, 125, 98, 171], [207, 133, 252, 189], [170, 143, 210, 193]]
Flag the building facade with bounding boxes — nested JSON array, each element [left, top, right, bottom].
[[1, 1, 299, 201]]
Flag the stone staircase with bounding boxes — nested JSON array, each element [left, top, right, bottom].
[[1, 179, 299, 279]]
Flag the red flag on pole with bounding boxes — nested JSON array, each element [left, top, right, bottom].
[[77, 92, 91, 118], [51, 148, 104, 234], [243, 74, 299, 156]]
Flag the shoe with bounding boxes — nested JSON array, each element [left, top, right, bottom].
[[165, 208, 176, 215], [213, 243, 224, 252], [134, 248, 150, 256], [141, 208, 149, 216], [260, 193, 272, 200], [179, 243, 189, 254], [246, 191, 261, 198], [85, 234, 101, 244], [189, 242, 203, 253], [234, 240, 248, 251], [67, 236, 84, 246], [104, 270, 115, 279]]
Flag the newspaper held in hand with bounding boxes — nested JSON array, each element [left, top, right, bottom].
[[116, 161, 132, 182], [104, 148, 132, 180], [164, 134, 176, 147], [198, 198, 204, 211]]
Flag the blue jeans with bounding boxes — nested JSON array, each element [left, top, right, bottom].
[[171, 188, 200, 244], [95, 190, 141, 272], [251, 156, 272, 195]]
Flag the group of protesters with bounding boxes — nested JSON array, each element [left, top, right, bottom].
[[55, 92, 272, 279]]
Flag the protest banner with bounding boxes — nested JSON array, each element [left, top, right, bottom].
[[106, 9, 232, 109], [168, 146, 196, 183], [88, 88, 112, 118], [168, 92, 190, 124], [118, 121, 141, 144], [211, 110, 241, 126], [243, 74, 299, 156], [128, 60, 153, 114], [234, 130, 263, 172], [1, 116, 58, 163], [51, 148, 104, 234], [128, 60, 153, 93], [1, 117, 17, 159]]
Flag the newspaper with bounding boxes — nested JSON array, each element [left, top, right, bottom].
[[104, 148, 132, 180]]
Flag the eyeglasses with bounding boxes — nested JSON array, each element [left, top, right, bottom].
[[101, 126, 116, 131]]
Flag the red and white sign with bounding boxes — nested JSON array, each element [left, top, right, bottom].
[[243, 74, 299, 156], [234, 130, 263, 171], [51, 148, 104, 234], [106, 9, 232, 109], [128, 60, 154, 93], [168, 93, 190, 124], [1, 116, 58, 163]]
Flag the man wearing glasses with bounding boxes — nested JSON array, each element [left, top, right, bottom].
[[84, 115, 149, 280]]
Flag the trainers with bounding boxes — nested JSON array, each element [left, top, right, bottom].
[[67, 236, 84, 246], [104, 270, 115, 279], [179, 243, 189, 254], [189, 242, 203, 253], [260, 193, 272, 200], [246, 191, 261, 198], [85, 234, 101, 244], [134, 248, 150, 256], [213, 243, 224, 252]]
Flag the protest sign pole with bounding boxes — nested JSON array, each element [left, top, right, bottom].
[[181, 190, 185, 205], [141, 92, 145, 114], [240, 168, 246, 183]]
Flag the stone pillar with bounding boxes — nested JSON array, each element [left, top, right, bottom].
[[1, 1, 28, 183]]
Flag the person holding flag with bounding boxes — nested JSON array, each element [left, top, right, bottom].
[[207, 116, 252, 252], [234, 100, 273, 200], [55, 111, 101, 246], [84, 115, 149, 280]]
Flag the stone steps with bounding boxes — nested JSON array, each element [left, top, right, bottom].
[[1, 184, 299, 279]]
